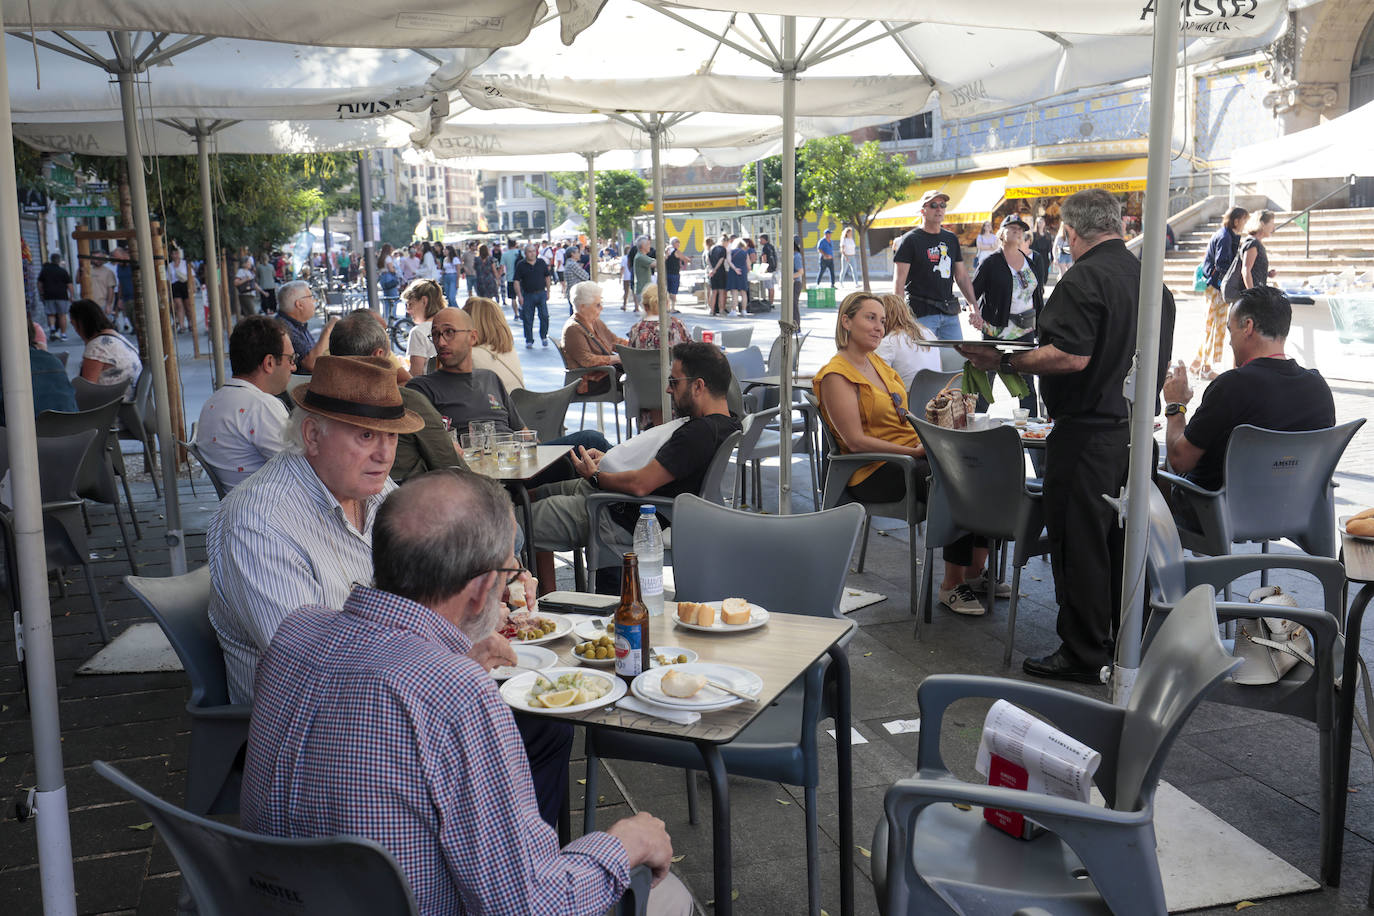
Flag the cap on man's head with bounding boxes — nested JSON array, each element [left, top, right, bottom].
[[823, 228, 832, 235], [999, 213, 1030, 232], [919, 189, 951, 208], [291, 356, 425, 434]]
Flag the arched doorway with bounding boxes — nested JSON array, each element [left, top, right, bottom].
[[1353, 17, 1374, 205]]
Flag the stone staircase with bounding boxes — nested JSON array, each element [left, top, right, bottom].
[[1162, 206, 1374, 296]]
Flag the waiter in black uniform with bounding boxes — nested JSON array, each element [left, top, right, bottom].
[[959, 189, 1175, 683]]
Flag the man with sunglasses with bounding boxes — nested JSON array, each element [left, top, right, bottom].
[[892, 189, 979, 340], [243, 470, 691, 916], [527, 342, 741, 592], [193, 316, 296, 490]]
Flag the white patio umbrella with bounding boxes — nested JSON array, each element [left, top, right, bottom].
[[0, 6, 571, 914], [1230, 99, 1374, 182]]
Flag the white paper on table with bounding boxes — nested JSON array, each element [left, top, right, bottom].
[[973, 699, 1101, 803]]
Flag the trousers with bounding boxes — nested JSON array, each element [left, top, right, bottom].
[[1042, 420, 1130, 669], [521, 290, 550, 343]]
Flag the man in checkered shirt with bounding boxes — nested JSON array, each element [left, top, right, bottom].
[[242, 470, 692, 915]]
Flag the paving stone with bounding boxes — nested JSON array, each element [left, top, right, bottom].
[[1, 848, 149, 916]]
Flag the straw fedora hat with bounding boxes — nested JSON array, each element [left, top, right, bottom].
[[291, 356, 425, 434]]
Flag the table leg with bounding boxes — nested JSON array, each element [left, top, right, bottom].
[[700, 744, 732, 916], [1334, 583, 1373, 888], [830, 644, 854, 916]]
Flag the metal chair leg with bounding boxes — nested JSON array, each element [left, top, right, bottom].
[[855, 516, 871, 572], [916, 546, 934, 632], [83, 562, 109, 643], [145, 434, 161, 497], [684, 769, 699, 825], [582, 750, 600, 836], [1003, 565, 1024, 668], [112, 500, 138, 575]]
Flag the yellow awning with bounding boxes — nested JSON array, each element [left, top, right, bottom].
[[1004, 158, 1148, 199], [871, 171, 1007, 230]]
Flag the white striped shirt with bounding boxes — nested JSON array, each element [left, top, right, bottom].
[[207, 450, 396, 704]]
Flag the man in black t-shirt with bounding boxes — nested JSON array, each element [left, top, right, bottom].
[[528, 342, 741, 591], [37, 253, 75, 339], [512, 244, 552, 348], [759, 234, 779, 305], [960, 189, 1176, 684], [1162, 286, 1334, 493], [892, 189, 980, 340], [706, 236, 729, 316]]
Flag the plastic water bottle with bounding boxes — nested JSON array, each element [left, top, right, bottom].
[[633, 505, 665, 617]]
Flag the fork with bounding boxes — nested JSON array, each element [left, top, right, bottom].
[[705, 680, 759, 703]]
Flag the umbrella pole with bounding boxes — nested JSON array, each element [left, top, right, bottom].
[[196, 126, 227, 389], [116, 32, 187, 575], [0, 14, 79, 913], [776, 18, 797, 515], [358, 151, 380, 313], [1113, 0, 1181, 705], [650, 118, 671, 419], [585, 153, 598, 283]]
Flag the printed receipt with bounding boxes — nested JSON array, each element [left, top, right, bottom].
[[973, 699, 1102, 802]]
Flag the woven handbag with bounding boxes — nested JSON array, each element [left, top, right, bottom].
[[925, 376, 978, 429]]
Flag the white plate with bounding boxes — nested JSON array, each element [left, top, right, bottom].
[[571, 639, 618, 667], [671, 601, 770, 633], [1341, 515, 1374, 543], [500, 667, 626, 715], [490, 645, 558, 681], [633, 662, 763, 710], [501, 612, 573, 646], [650, 646, 699, 667], [571, 617, 615, 641]]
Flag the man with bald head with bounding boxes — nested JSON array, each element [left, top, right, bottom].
[[407, 307, 610, 453], [243, 470, 691, 915]]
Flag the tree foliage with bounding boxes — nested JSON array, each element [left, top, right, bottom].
[[546, 169, 648, 240], [379, 195, 423, 246], [800, 136, 912, 286], [738, 153, 813, 215]]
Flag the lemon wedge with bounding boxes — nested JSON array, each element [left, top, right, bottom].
[[536, 688, 580, 708]]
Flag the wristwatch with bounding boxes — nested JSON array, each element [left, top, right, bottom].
[[999, 352, 1016, 374], [589, 471, 601, 489], [1164, 403, 1187, 418]]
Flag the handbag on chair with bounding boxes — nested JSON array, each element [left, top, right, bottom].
[[1232, 586, 1315, 686], [925, 376, 978, 429]]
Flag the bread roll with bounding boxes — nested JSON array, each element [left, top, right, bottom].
[[1352, 507, 1374, 521], [677, 601, 698, 624], [661, 669, 707, 698], [1348, 517, 1374, 537], [720, 598, 751, 625], [695, 602, 716, 627]]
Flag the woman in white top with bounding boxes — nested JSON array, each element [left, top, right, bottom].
[[166, 246, 195, 333], [973, 220, 999, 269], [838, 226, 859, 285], [874, 293, 940, 389], [419, 242, 439, 281], [70, 298, 142, 400], [402, 278, 446, 376], [464, 296, 525, 393]]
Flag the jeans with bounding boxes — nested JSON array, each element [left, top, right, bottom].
[[442, 274, 459, 309], [916, 312, 964, 340], [465, 275, 476, 297], [816, 258, 836, 286], [838, 255, 859, 284], [521, 290, 549, 343]]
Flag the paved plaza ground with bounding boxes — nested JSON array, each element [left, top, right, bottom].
[[2, 274, 1372, 914]]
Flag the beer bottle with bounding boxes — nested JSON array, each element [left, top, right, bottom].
[[614, 552, 651, 682]]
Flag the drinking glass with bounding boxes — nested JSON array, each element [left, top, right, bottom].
[[1012, 408, 1030, 427], [516, 429, 538, 457], [493, 433, 519, 472]]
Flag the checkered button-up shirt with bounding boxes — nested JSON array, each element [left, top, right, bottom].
[[241, 586, 630, 915]]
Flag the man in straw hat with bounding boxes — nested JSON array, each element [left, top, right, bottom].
[[208, 355, 426, 705]]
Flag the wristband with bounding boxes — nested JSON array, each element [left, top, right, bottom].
[[1164, 403, 1187, 418]]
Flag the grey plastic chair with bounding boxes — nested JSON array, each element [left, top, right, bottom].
[[509, 381, 580, 444], [36, 400, 140, 573], [552, 338, 623, 443], [182, 440, 232, 500], [94, 759, 419, 915], [718, 326, 753, 348], [1157, 420, 1364, 568], [724, 345, 765, 382], [118, 369, 160, 495], [905, 369, 961, 422], [911, 418, 1049, 662], [70, 376, 127, 410], [614, 344, 664, 435], [873, 584, 1240, 916], [124, 566, 249, 815], [0, 430, 110, 642], [94, 759, 654, 916], [817, 418, 927, 618], [584, 494, 864, 916], [1143, 485, 1348, 885], [584, 429, 742, 574], [733, 405, 821, 512], [766, 331, 808, 376]]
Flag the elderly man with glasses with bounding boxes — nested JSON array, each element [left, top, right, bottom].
[[892, 189, 980, 340], [527, 341, 741, 593], [243, 470, 692, 916], [274, 278, 336, 374]]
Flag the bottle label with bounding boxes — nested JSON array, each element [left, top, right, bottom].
[[615, 623, 646, 677], [640, 573, 663, 596]]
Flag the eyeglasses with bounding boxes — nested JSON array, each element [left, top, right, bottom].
[[494, 565, 527, 588], [889, 391, 911, 422], [923, 201, 948, 209], [666, 376, 698, 389], [430, 327, 469, 342], [281, 351, 300, 367]]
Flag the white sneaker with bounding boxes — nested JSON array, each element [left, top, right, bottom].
[[939, 584, 985, 616]]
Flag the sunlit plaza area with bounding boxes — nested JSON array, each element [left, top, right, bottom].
[[3, 3, 1374, 915]]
